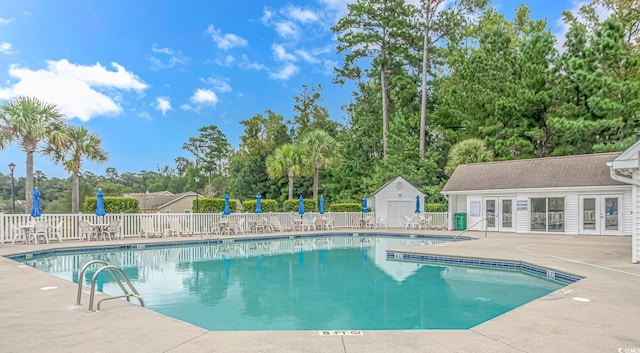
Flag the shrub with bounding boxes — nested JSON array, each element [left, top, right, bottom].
[[328, 203, 361, 212], [283, 198, 317, 212], [242, 199, 278, 213], [84, 196, 139, 213], [197, 198, 239, 213]]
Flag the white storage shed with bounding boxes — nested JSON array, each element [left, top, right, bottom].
[[369, 176, 425, 228]]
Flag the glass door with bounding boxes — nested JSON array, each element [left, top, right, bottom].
[[485, 199, 497, 231], [500, 199, 514, 231], [579, 195, 623, 235]]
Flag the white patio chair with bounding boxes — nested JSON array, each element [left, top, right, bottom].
[[30, 220, 50, 245], [79, 220, 97, 241], [50, 222, 64, 243], [269, 216, 284, 232], [104, 220, 120, 240], [9, 223, 24, 244], [140, 218, 162, 238], [376, 216, 386, 229]]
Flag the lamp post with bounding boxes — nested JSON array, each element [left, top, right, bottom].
[[194, 176, 200, 213], [8, 163, 16, 213]]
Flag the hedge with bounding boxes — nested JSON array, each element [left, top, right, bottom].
[[242, 199, 278, 213], [84, 196, 139, 213], [195, 198, 240, 213], [283, 198, 318, 212], [327, 203, 362, 212]]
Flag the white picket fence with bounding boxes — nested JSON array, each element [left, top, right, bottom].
[[0, 211, 449, 243]]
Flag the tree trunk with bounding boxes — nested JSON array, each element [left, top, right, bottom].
[[71, 173, 79, 213], [381, 67, 389, 159], [25, 151, 34, 212], [313, 164, 320, 210], [288, 168, 294, 200], [420, 28, 429, 159]]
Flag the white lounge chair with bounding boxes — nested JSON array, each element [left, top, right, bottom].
[[167, 218, 194, 237], [140, 218, 162, 238]]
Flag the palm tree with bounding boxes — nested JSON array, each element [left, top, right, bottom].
[[445, 138, 494, 176], [266, 143, 305, 200], [44, 126, 108, 213], [301, 130, 342, 206], [0, 96, 70, 211]]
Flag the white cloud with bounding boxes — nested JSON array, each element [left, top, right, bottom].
[[0, 42, 16, 54], [317, 0, 353, 20], [0, 17, 14, 25], [239, 54, 266, 71], [23, 11, 31, 16], [137, 111, 152, 120], [275, 21, 300, 39], [155, 96, 172, 116], [204, 77, 232, 93], [190, 88, 218, 106], [272, 43, 297, 62], [270, 63, 299, 80], [149, 44, 186, 70], [0, 59, 148, 121], [295, 49, 319, 63], [214, 55, 235, 67], [206, 25, 248, 50], [283, 5, 320, 23]]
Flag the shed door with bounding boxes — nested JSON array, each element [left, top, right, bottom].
[[387, 200, 412, 228], [484, 198, 513, 232], [580, 195, 623, 235]]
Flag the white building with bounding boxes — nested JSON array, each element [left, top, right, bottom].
[[442, 146, 640, 263], [369, 176, 425, 228]]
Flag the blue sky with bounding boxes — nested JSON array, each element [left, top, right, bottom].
[[0, 0, 585, 179]]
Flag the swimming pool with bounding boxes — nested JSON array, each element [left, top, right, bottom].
[[16, 234, 571, 330]]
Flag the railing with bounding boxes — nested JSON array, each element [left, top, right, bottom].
[[75, 260, 144, 312], [0, 211, 450, 243], [453, 218, 487, 240]]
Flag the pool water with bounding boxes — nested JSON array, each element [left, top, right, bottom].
[[20, 235, 566, 330]]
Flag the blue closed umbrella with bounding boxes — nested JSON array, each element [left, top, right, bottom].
[[298, 195, 305, 216], [362, 195, 368, 213], [255, 192, 262, 213], [319, 196, 325, 215], [223, 193, 231, 216], [415, 195, 421, 213], [30, 187, 41, 217], [96, 189, 106, 216]]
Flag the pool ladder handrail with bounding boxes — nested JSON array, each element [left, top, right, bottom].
[[75, 260, 145, 312], [453, 218, 488, 240]]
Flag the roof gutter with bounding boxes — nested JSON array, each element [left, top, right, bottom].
[[607, 162, 638, 185]]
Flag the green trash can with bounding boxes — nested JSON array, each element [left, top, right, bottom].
[[455, 213, 467, 231]]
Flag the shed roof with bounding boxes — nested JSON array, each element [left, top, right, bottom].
[[442, 152, 625, 193], [370, 176, 425, 198]]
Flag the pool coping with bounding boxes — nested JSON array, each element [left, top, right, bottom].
[[0, 229, 639, 352]]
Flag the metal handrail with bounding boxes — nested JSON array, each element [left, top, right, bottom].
[[453, 218, 487, 240], [88, 265, 144, 312], [76, 260, 144, 312]]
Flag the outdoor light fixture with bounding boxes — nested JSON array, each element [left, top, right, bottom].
[[8, 163, 15, 213]]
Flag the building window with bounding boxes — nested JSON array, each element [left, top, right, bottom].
[[530, 197, 564, 232]]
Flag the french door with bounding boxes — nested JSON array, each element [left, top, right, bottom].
[[484, 198, 514, 232], [579, 195, 623, 235]]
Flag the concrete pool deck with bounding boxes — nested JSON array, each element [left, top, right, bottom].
[[0, 230, 639, 353]]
